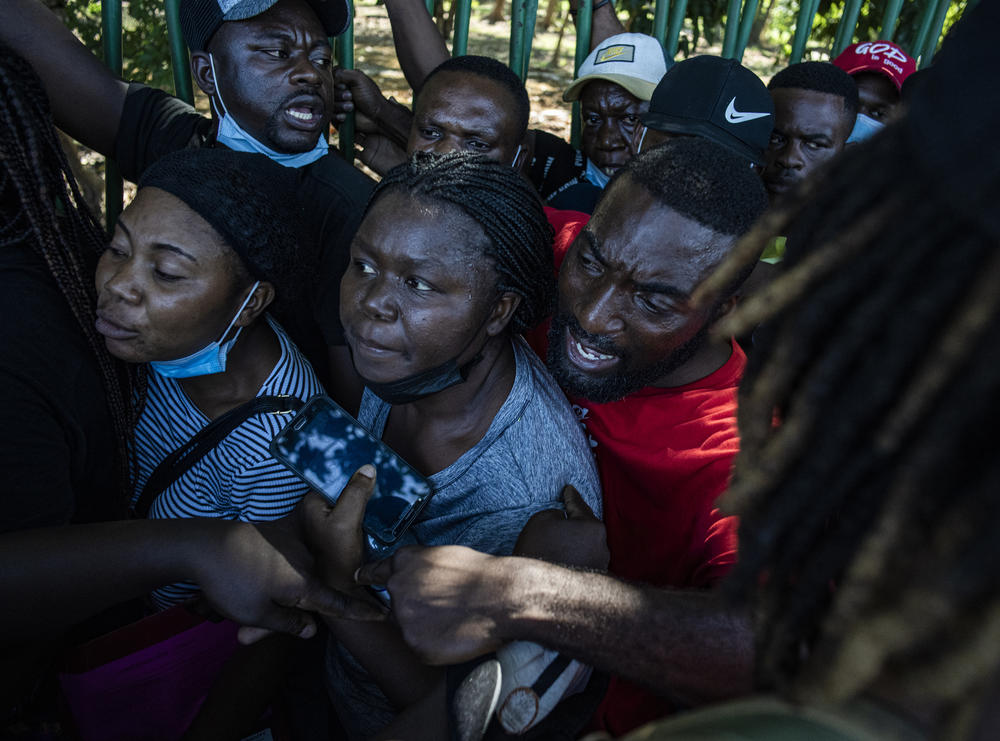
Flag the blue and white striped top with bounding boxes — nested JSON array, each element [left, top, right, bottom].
[[132, 316, 324, 609]]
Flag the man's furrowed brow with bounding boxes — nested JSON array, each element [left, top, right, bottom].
[[632, 279, 689, 302], [581, 228, 608, 264]]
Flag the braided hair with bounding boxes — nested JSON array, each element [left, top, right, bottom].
[[697, 2, 1000, 734], [371, 151, 554, 333], [0, 46, 142, 503]]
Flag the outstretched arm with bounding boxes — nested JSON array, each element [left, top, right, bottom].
[[570, 0, 627, 50], [0, 0, 129, 155], [0, 506, 382, 641], [359, 546, 753, 707], [383, 0, 450, 91]]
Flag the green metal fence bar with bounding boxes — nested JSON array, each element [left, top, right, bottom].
[[101, 0, 123, 229], [165, 0, 193, 104], [918, 0, 952, 67], [832, 0, 864, 55], [521, 0, 540, 77], [452, 0, 473, 56], [879, 0, 905, 40], [789, 0, 819, 63], [508, 0, 528, 77], [911, 0, 944, 59], [652, 0, 670, 49], [721, 0, 742, 58], [335, 21, 355, 162], [570, 0, 593, 147], [734, 0, 759, 60], [665, 0, 688, 58], [425, 0, 435, 16]]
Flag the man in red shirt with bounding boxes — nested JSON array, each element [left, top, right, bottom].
[[361, 138, 770, 736]]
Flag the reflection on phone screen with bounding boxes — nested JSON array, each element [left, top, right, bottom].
[[277, 401, 432, 544]]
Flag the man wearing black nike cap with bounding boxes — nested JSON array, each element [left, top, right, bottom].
[[632, 55, 774, 167], [0, 0, 375, 382]]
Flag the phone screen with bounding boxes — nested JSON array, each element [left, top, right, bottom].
[[270, 395, 433, 545]]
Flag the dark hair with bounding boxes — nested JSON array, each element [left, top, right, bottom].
[[419, 55, 531, 140], [138, 149, 301, 301], [768, 61, 859, 119], [623, 138, 768, 238], [698, 1, 1000, 729], [372, 151, 553, 333], [0, 46, 142, 501]]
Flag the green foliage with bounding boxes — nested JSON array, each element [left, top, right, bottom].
[[761, 0, 968, 61], [65, 0, 175, 90]]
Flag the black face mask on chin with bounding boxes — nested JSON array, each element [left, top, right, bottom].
[[356, 306, 498, 406]]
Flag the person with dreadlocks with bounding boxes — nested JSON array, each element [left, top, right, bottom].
[[0, 45, 381, 734], [313, 151, 603, 739]]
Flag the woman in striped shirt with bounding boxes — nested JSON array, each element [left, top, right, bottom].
[[94, 148, 324, 609]]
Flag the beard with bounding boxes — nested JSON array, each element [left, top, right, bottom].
[[545, 310, 709, 404]]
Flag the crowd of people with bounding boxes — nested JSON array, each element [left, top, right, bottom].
[[0, 0, 997, 739]]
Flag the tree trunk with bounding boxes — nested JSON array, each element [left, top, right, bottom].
[[487, 0, 506, 24], [748, 0, 777, 48], [546, 11, 569, 67], [541, 0, 561, 31]]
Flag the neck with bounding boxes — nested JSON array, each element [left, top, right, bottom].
[[654, 335, 734, 389], [382, 334, 518, 476], [180, 319, 281, 419]]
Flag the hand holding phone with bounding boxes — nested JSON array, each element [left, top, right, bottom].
[[270, 395, 433, 546]]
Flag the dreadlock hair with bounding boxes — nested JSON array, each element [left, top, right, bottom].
[[418, 55, 531, 140], [370, 151, 553, 333], [621, 137, 768, 303], [0, 46, 142, 504], [697, 1, 1000, 735], [769, 61, 859, 120]]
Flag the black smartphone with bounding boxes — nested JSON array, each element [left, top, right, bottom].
[[270, 395, 433, 546]]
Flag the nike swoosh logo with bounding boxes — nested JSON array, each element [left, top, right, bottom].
[[725, 97, 770, 124]]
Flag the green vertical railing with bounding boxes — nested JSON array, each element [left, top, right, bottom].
[[652, 0, 670, 50], [789, 0, 820, 63], [570, 0, 593, 148], [831, 0, 864, 55], [721, 0, 742, 57], [917, 0, 952, 67], [335, 19, 355, 161], [734, 0, 760, 60], [911, 0, 942, 60], [665, 0, 689, 57], [879, 0, 906, 40], [101, 0, 123, 230], [508, 0, 540, 79], [165, 0, 193, 103], [452, 0, 473, 56]]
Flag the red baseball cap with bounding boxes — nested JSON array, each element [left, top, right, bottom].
[[833, 41, 916, 91]]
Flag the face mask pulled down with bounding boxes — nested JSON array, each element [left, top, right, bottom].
[[150, 281, 259, 379], [209, 54, 328, 168]]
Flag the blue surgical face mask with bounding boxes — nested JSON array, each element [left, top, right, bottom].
[[150, 281, 260, 379], [585, 158, 611, 189], [847, 113, 885, 144], [209, 54, 328, 168]]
